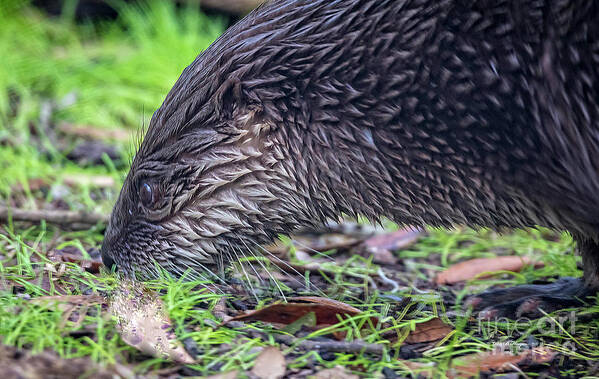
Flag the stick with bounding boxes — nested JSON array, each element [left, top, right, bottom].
[[224, 321, 385, 355], [274, 334, 386, 355], [0, 206, 108, 228]]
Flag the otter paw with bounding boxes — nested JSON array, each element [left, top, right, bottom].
[[464, 277, 594, 319]]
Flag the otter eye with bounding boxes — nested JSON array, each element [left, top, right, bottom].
[[139, 182, 157, 208]]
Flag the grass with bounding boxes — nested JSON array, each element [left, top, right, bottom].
[[1, 1, 599, 377]]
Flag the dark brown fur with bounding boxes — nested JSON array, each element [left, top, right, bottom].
[[102, 0, 599, 296]]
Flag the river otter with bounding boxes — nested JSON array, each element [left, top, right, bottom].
[[101, 0, 599, 318]]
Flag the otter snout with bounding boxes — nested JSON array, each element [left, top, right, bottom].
[[101, 220, 120, 272], [101, 247, 117, 271]]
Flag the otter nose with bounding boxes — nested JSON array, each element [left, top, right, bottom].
[[101, 248, 117, 272]]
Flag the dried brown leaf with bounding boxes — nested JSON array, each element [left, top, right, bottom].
[[226, 296, 376, 329], [363, 228, 422, 251], [204, 371, 238, 379], [110, 280, 195, 364], [361, 228, 422, 264], [435, 256, 544, 285], [404, 318, 453, 344], [452, 347, 556, 376], [312, 365, 360, 379], [48, 246, 103, 274], [251, 347, 286, 379]]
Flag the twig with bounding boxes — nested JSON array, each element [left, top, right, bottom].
[[274, 334, 386, 355], [224, 321, 385, 355], [0, 206, 108, 228]]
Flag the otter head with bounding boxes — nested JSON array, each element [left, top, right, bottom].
[[100, 74, 324, 278], [99, 53, 329, 278]]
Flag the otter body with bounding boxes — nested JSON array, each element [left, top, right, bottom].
[[102, 0, 599, 316]]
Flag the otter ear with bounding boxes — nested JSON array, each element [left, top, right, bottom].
[[213, 76, 242, 118]]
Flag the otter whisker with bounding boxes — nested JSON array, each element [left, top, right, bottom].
[[248, 250, 287, 301], [182, 271, 225, 296], [224, 240, 264, 288], [234, 238, 264, 282], [181, 268, 228, 296], [232, 247, 259, 302], [236, 235, 287, 301], [163, 255, 228, 296], [217, 245, 225, 277], [171, 248, 227, 285], [198, 282, 225, 296], [238, 249, 265, 287], [255, 243, 328, 297], [193, 261, 228, 285], [224, 249, 236, 269]]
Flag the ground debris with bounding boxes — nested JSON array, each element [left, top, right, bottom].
[[110, 279, 195, 364], [451, 346, 556, 377], [404, 317, 453, 344], [225, 296, 376, 329], [251, 346, 286, 379], [435, 256, 544, 284], [0, 345, 125, 379], [311, 365, 359, 379], [360, 228, 422, 264], [48, 246, 104, 273]]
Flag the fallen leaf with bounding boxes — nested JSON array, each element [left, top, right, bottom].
[[282, 311, 317, 335], [404, 318, 453, 344], [312, 365, 359, 379], [110, 280, 195, 364], [452, 347, 556, 376], [48, 246, 103, 273], [363, 228, 422, 251], [435, 256, 544, 285], [204, 371, 238, 379], [266, 255, 338, 278], [251, 347, 286, 379], [226, 296, 376, 329], [295, 233, 362, 252], [361, 228, 422, 264], [267, 233, 363, 259]]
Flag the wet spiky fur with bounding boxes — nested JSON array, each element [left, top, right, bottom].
[[102, 0, 599, 287]]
